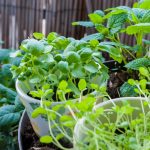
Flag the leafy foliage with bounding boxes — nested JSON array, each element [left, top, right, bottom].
[[125, 58, 150, 70], [0, 48, 23, 150]]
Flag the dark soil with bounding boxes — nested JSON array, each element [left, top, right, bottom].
[[107, 70, 137, 98], [21, 117, 72, 150]]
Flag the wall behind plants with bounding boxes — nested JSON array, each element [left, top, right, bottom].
[[0, 0, 149, 49], [0, 0, 86, 48]]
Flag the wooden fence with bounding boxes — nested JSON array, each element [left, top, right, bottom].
[[0, 0, 147, 49]]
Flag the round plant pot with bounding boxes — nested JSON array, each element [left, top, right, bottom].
[[18, 111, 27, 150], [18, 111, 74, 150], [16, 79, 74, 136], [74, 97, 150, 149]]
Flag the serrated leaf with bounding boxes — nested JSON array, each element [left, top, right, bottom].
[[125, 58, 150, 70], [33, 32, 44, 40], [120, 82, 137, 97], [126, 23, 150, 34], [107, 13, 127, 34], [81, 33, 104, 41], [141, 10, 150, 23], [72, 21, 94, 27]]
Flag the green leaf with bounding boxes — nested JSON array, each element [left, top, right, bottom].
[[26, 39, 44, 56], [66, 51, 80, 64], [71, 64, 85, 78], [125, 58, 150, 70], [39, 54, 54, 63], [40, 135, 53, 144], [94, 10, 105, 17], [68, 80, 80, 95], [139, 79, 147, 90], [88, 13, 103, 24], [139, 67, 149, 77], [58, 80, 68, 90], [58, 61, 69, 73], [141, 10, 150, 22], [107, 13, 127, 34], [78, 79, 86, 91], [56, 133, 64, 141], [99, 44, 122, 63], [32, 107, 47, 118], [72, 21, 94, 27], [33, 32, 44, 40], [0, 84, 16, 103], [84, 61, 100, 73], [0, 49, 11, 63], [139, 0, 150, 9], [81, 33, 104, 41], [79, 48, 92, 62], [0, 105, 20, 129], [120, 82, 137, 97], [47, 32, 58, 43], [126, 23, 150, 34], [44, 45, 53, 53], [29, 75, 42, 84]]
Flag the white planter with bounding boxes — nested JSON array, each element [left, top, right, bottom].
[[74, 97, 150, 149], [16, 79, 72, 136]]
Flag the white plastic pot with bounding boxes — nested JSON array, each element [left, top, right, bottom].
[[16, 79, 73, 136], [74, 97, 150, 149]]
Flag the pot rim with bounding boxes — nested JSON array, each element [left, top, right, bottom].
[[16, 79, 71, 104], [18, 110, 26, 150], [94, 97, 149, 110]]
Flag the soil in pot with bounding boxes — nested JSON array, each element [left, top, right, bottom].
[[107, 70, 138, 98], [22, 117, 72, 150]]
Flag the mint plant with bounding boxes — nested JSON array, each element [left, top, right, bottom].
[[73, 0, 150, 63]]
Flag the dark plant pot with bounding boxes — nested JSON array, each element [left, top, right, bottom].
[[18, 111, 28, 150]]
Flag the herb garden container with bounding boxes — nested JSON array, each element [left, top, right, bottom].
[[16, 79, 73, 137], [74, 97, 150, 149]]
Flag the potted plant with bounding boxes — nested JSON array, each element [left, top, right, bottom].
[[11, 32, 109, 136], [31, 71, 150, 149], [74, 96, 150, 150], [72, 0, 150, 98]]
